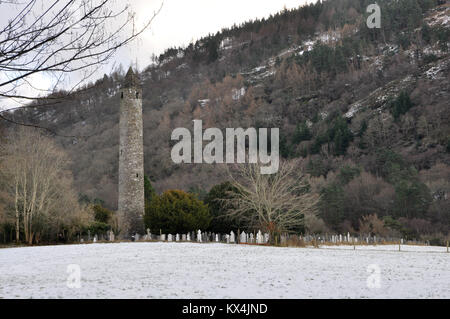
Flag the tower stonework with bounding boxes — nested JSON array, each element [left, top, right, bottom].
[[118, 67, 144, 239]]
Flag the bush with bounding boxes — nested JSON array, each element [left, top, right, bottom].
[[144, 190, 211, 234], [92, 205, 113, 224]]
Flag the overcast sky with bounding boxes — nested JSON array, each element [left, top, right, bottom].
[[126, 0, 317, 69], [0, 0, 317, 111]]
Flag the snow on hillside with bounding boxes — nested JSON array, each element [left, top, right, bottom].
[[0, 243, 448, 299]]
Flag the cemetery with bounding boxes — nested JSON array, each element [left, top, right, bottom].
[[0, 230, 448, 299]]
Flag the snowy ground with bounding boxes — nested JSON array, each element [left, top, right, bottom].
[[0, 242, 448, 299]]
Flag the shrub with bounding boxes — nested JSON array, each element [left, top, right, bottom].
[[92, 205, 113, 224], [144, 190, 211, 234]]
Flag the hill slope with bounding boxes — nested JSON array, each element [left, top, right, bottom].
[[3, 0, 449, 235]]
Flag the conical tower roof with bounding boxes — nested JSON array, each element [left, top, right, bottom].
[[123, 67, 140, 88]]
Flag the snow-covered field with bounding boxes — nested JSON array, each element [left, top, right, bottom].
[[0, 243, 448, 299]]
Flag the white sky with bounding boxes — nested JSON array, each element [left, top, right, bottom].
[[125, 0, 318, 69], [0, 0, 317, 111]]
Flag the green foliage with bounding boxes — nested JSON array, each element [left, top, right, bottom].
[[337, 165, 361, 185], [306, 157, 329, 177], [309, 116, 353, 156], [397, 33, 411, 50], [88, 221, 110, 235], [393, 179, 432, 219], [293, 122, 312, 144], [327, 116, 353, 156], [206, 38, 219, 63], [422, 54, 438, 64], [390, 91, 413, 121], [383, 216, 402, 231], [435, 26, 450, 52], [92, 205, 113, 224], [374, 149, 432, 219], [144, 190, 211, 234], [144, 175, 156, 207], [319, 183, 346, 231], [374, 148, 414, 183], [279, 134, 292, 158], [297, 41, 356, 75], [188, 186, 208, 201], [204, 182, 239, 233]]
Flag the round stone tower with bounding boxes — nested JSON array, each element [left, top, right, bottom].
[[118, 67, 144, 239]]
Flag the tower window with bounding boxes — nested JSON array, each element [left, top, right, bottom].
[[136, 173, 139, 178], [136, 92, 139, 99], [121, 92, 124, 99]]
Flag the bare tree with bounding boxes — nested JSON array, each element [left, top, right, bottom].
[[0, 0, 163, 129], [224, 160, 319, 240], [1, 127, 81, 244]]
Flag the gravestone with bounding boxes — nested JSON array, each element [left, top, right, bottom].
[[256, 230, 263, 244], [264, 233, 269, 244], [197, 230, 202, 243], [176, 234, 180, 242], [187, 233, 191, 241], [250, 233, 254, 244], [135, 233, 140, 241], [215, 234, 219, 242], [168, 234, 173, 242], [226, 234, 230, 244], [109, 231, 115, 242], [182, 234, 187, 241], [93, 235, 98, 243], [230, 231, 235, 243], [161, 234, 166, 241], [240, 231, 247, 243], [146, 228, 151, 240]]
